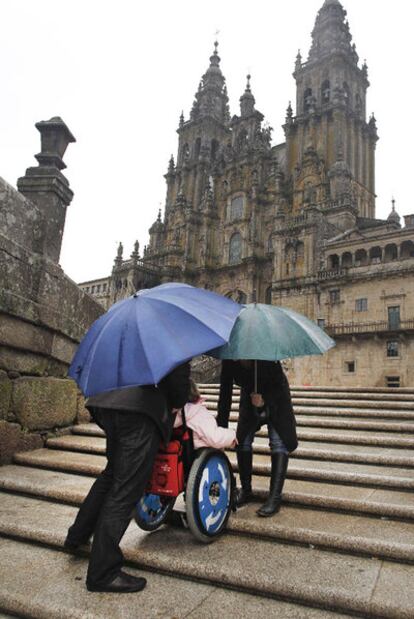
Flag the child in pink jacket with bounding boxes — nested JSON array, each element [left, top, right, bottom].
[[174, 379, 236, 449]]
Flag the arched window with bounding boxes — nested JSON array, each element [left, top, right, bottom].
[[321, 80, 330, 103], [343, 82, 350, 106], [182, 143, 190, 161], [229, 232, 242, 264], [237, 290, 247, 304], [369, 246, 382, 264], [401, 240, 414, 259], [328, 254, 340, 269], [265, 286, 272, 304], [296, 241, 305, 275], [236, 129, 248, 151], [194, 138, 201, 158], [355, 248, 368, 266], [304, 88, 313, 113], [384, 244, 398, 262], [342, 252, 352, 268], [267, 234, 274, 253], [355, 93, 362, 112], [230, 196, 244, 220]]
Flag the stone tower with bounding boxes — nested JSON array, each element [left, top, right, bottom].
[[286, 0, 378, 222]]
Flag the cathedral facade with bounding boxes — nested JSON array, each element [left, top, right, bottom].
[[80, 0, 414, 388]]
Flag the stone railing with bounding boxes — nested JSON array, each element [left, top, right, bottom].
[[317, 268, 348, 280], [326, 319, 414, 336]]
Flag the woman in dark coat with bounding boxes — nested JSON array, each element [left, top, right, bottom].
[[217, 359, 297, 516]]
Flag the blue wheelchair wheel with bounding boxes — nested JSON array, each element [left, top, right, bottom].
[[185, 448, 234, 543], [134, 493, 176, 531]]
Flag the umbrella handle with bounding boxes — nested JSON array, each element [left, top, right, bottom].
[[254, 360, 257, 394]]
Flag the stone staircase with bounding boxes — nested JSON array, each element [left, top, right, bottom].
[[1, 385, 414, 618]]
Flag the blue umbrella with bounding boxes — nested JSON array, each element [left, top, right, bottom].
[[69, 282, 241, 397]]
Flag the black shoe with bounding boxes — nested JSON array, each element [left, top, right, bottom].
[[256, 453, 288, 518], [235, 486, 253, 507], [87, 571, 147, 593], [64, 536, 89, 552]]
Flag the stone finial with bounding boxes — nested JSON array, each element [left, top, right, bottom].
[[240, 73, 256, 117], [131, 240, 140, 263], [34, 117, 76, 171], [295, 50, 302, 72], [17, 117, 76, 263], [179, 111, 184, 128], [285, 101, 293, 123], [167, 155, 175, 174], [157, 208, 162, 223]]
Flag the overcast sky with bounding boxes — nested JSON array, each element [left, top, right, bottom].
[[1, 0, 412, 283]]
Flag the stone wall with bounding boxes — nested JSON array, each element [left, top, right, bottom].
[[0, 119, 104, 464]]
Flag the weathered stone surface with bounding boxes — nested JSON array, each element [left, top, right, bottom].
[[11, 377, 77, 430], [0, 421, 43, 464], [0, 347, 49, 376], [76, 394, 91, 424], [0, 538, 344, 619], [0, 370, 12, 419]]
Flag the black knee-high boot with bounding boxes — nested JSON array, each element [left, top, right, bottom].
[[236, 449, 253, 506], [256, 453, 288, 517]]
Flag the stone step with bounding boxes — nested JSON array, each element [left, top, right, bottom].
[[1, 537, 340, 619], [61, 431, 414, 468], [73, 422, 414, 448], [203, 394, 414, 411], [205, 410, 414, 433], [198, 384, 414, 396], [0, 493, 413, 618], [200, 388, 414, 403], [16, 442, 414, 491], [228, 454, 414, 490], [1, 465, 414, 564], [205, 402, 414, 422], [8, 454, 414, 519], [294, 417, 414, 433]]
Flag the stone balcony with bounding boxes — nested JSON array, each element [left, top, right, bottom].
[[326, 318, 414, 337]]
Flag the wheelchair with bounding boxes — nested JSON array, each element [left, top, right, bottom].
[[134, 418, 236, 543]]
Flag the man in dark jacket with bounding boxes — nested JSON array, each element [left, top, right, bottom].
[[65, 362, 190, 593], [217, 359, 297, 517]]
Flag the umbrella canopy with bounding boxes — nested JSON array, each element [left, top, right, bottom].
[[69, 282, 241, 397], [209, 303, 335, 361]]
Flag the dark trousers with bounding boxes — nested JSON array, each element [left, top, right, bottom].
[[66, 409, 161, 586]]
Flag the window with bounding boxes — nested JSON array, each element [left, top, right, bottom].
[[388, 306, 400, 330], [345, 361, 355, 373], [265, 287, 272, 304], [103, 283, 107, 292], [96, 284, 101, 293], [230, 196, 244, 220], [85, 287, 89, 293], [386, 340, 399, 357], [321, 80, 330, 103], [329, 289, 340, 305], [317, 319, 325, 329], [91, 285, 95, 293], [355, 298, 367, 312], [229, 232, 242, 264], [386, 376, 400, 388]]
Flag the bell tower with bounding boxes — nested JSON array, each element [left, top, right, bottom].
[[284, 0, 378, 222]]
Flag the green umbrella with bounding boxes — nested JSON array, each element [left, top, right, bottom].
[[209, 303, 335, 362]]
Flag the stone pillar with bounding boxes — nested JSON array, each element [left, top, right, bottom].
[[17, 117, 76, 263]]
